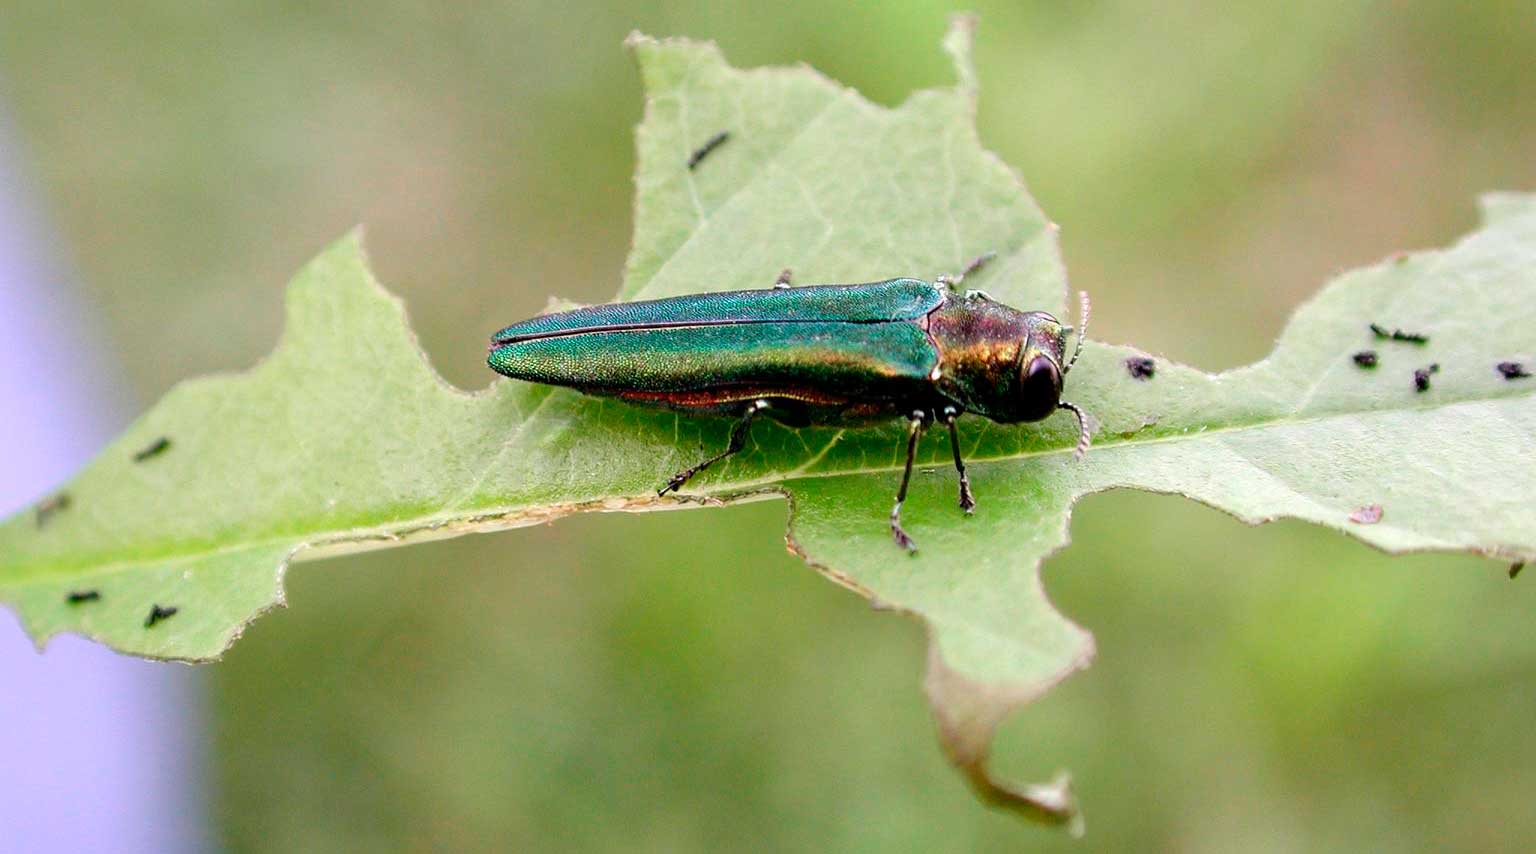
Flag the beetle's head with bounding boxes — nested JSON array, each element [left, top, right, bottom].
[[1019, 296, 1093, 460], [928, 292, 1088, 425], [1004, 311, 1070, 422]]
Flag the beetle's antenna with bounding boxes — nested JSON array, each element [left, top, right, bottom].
[[1058, 401, 1091, 460], [1064, 290, 1089, 374]]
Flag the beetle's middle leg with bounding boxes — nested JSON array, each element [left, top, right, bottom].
[[659, 400, 766, 496], [890, 412, 926, 553], [942, 407, 975, 513]]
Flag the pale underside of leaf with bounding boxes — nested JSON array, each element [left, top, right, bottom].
[[2, 16, 1533, 830]]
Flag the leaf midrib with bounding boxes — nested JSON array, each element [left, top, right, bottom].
[[764, 381, 1534, 482], [8, 379, 1529, 581]]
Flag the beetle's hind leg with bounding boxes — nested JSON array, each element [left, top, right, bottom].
[[890, 412, 926, 553], [659, 400, 766, 497], [942, 408, 975, 513]]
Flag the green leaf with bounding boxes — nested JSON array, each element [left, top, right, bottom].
[[2, 17, 1533, 830]]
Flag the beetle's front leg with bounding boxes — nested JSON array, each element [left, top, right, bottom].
[[942, 407, 975, 513], [659, 400, 766, 496], [890, 412, 926, 553], [936, 251, 996, 300]]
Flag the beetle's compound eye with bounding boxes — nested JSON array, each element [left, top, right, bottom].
[[1016, 355, 1062, 422]]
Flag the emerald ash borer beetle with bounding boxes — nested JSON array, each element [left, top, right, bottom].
[[488, 259, 1091, 551]]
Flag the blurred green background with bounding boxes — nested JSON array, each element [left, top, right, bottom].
[[4, 1, 1536, 850]]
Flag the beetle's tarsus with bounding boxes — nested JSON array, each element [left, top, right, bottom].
[[944, 411, 976, 513], [958, 479, 976, 513], [890, 503, 918, 553], [658, 469, 695, 496]]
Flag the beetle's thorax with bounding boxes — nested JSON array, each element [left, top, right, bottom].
[[925, 296, 1066, 423]]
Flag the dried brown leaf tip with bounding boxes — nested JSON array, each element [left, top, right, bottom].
[[1124, 356, 1156, 380], [1349, 504, 1383, 524], [1496, 361, 1530, 380]]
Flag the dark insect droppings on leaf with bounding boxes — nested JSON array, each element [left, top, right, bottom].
[[1512, 562, 1526, 580], [686, 130, 730, 170], [1125, 356, 1156, 380], [66, 590, 101, 605], [1352, 350, 1378, 368], [1496, 361, 1531, 380], [144, 604, 179, 628], [132, 436, 172, 462], [1413, 363, 1439, 392], [1369, 323, 1428, 344], [35, 492, 72, 528]]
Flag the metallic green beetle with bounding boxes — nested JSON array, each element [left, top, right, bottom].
[[488, 263, 1090, 551]]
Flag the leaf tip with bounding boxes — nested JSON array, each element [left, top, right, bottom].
[[923, 639, 1090, 831], [622, 30, 654, 52], [943, 13, 980, 100], [1476, 191, 1536, 226], [292, 227, 378, 298], [625, 30, 727, 92]]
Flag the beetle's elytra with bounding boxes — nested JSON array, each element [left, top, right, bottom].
[[488, 263, 1090, 551]]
